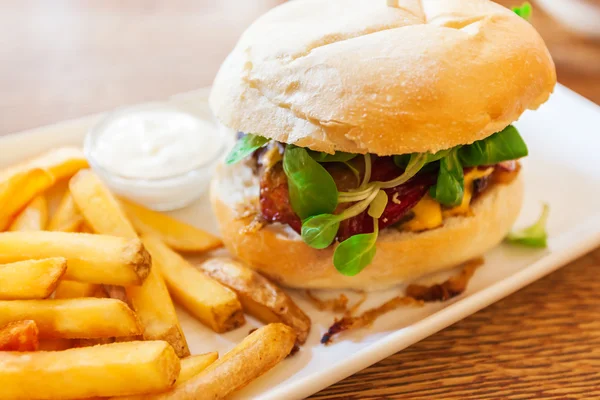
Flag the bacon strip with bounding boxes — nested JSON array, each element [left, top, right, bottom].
[[259, 163, 302, 232]]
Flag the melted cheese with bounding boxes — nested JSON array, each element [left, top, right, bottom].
[[443, 167, 494, 218], [260, 145, 283, 170], [403, 194, 442, 232]]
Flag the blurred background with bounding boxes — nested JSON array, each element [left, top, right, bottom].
[[0, 0, 599, 136]]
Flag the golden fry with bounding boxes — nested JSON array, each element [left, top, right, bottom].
[[121, 198, 223, 253], [0, 341, 180, 400], [176, 353, 219, 385], [8, 195, 48, 231], [54, 280, 106, 299], [0, 258, 67, 300], [0, 320, 39, 351], [146, 324, 296, 400], [0, 298, 142, 339], [112, 352, 219, 400], [127, 266, 190, 357], [70, 170, 189, 356], [0, 147, 87, 230], [69, 169, 137, 239], [79, 224, 94, 233], [142, 235, 245, 333], [201, 257, 311, 344], [0, 147, 88, 182], [48, 190, 84, 232], [0, 169, 54, 231], [0, 231, 150, 285]]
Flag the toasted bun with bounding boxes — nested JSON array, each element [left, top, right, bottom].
[[210, 0, 556, 155], [210, 161, 524, 290]]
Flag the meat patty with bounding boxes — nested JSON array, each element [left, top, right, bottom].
[[259, 154, 435, 238]]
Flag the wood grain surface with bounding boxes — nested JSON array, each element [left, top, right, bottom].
[[1, 1, 599, 399]]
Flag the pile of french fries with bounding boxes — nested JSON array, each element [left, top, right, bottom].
[[0, 147, 309, 400]]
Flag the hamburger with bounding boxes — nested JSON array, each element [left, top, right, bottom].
[[209, 0, 556, 290]]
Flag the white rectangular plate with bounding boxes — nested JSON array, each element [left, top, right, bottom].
[[1, 85, 599, 400]]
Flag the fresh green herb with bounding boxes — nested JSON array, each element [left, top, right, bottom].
[[392, 154, 411, 168], [512, 2, 532, 20], [425, 149, 452, 164], [339, 186, 382, 219], [359, 154, 372, 189], [339, 151, 444, 203], [283, 146, 339, 220], [368, 190, 388, 219], [300, 185, 380, 250], [301, 214, 340, 249], [430, 149, 465, 206], [459, 125, 528, 167], [393, 149, 450, 170], [308, 150, 357, 163], [333, 219, 379, 276], [224, 134, 270, 165], [378, 153, 428, 189], [507, 203, 549, 248], [342, 161, 361, 185]]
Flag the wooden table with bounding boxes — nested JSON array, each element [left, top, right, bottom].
[[1, 1, 599, 398]]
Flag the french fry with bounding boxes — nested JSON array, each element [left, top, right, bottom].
[[120, 198, 223, 253], [176, 353, 219, 385], [0, 147, 87, 230], [0, 320, 39, 351], [54, 280, 110, 345], [0, 298, 142, 339], [201, 257, 311, 344], [48, 191, 84, 232], [128, 266, 190, 357], [0, 258, 67, 300], [0, 341, 180, 400], [0, 169, 54, 230], [80, 224, 94, 233], [142, 235, 245, 333], [146, 324, 296, 400], [69, 169, 137, 239], [54, 280, 107, 299], [0, 231, 150, 285], [70, 169, 190, 355], [112, 352, 219, 400], [8, 195, 48, 231], [0, 147, 88, 183]]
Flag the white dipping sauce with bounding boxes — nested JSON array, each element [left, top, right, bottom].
[[85, 103, 226, 211], [92, 109, 222, 179]]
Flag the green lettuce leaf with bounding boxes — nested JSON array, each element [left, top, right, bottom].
[[507, 203, 550, 248], [459, 125, 528, 167], [301, 214, 340, 249], [224, 134, 269, 164], [308, 150, 357, 163], [283, 146, 339, 220], [333, 230, 378, 276], [430, 149, 465, 207], [512, 2, 532, 20]]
